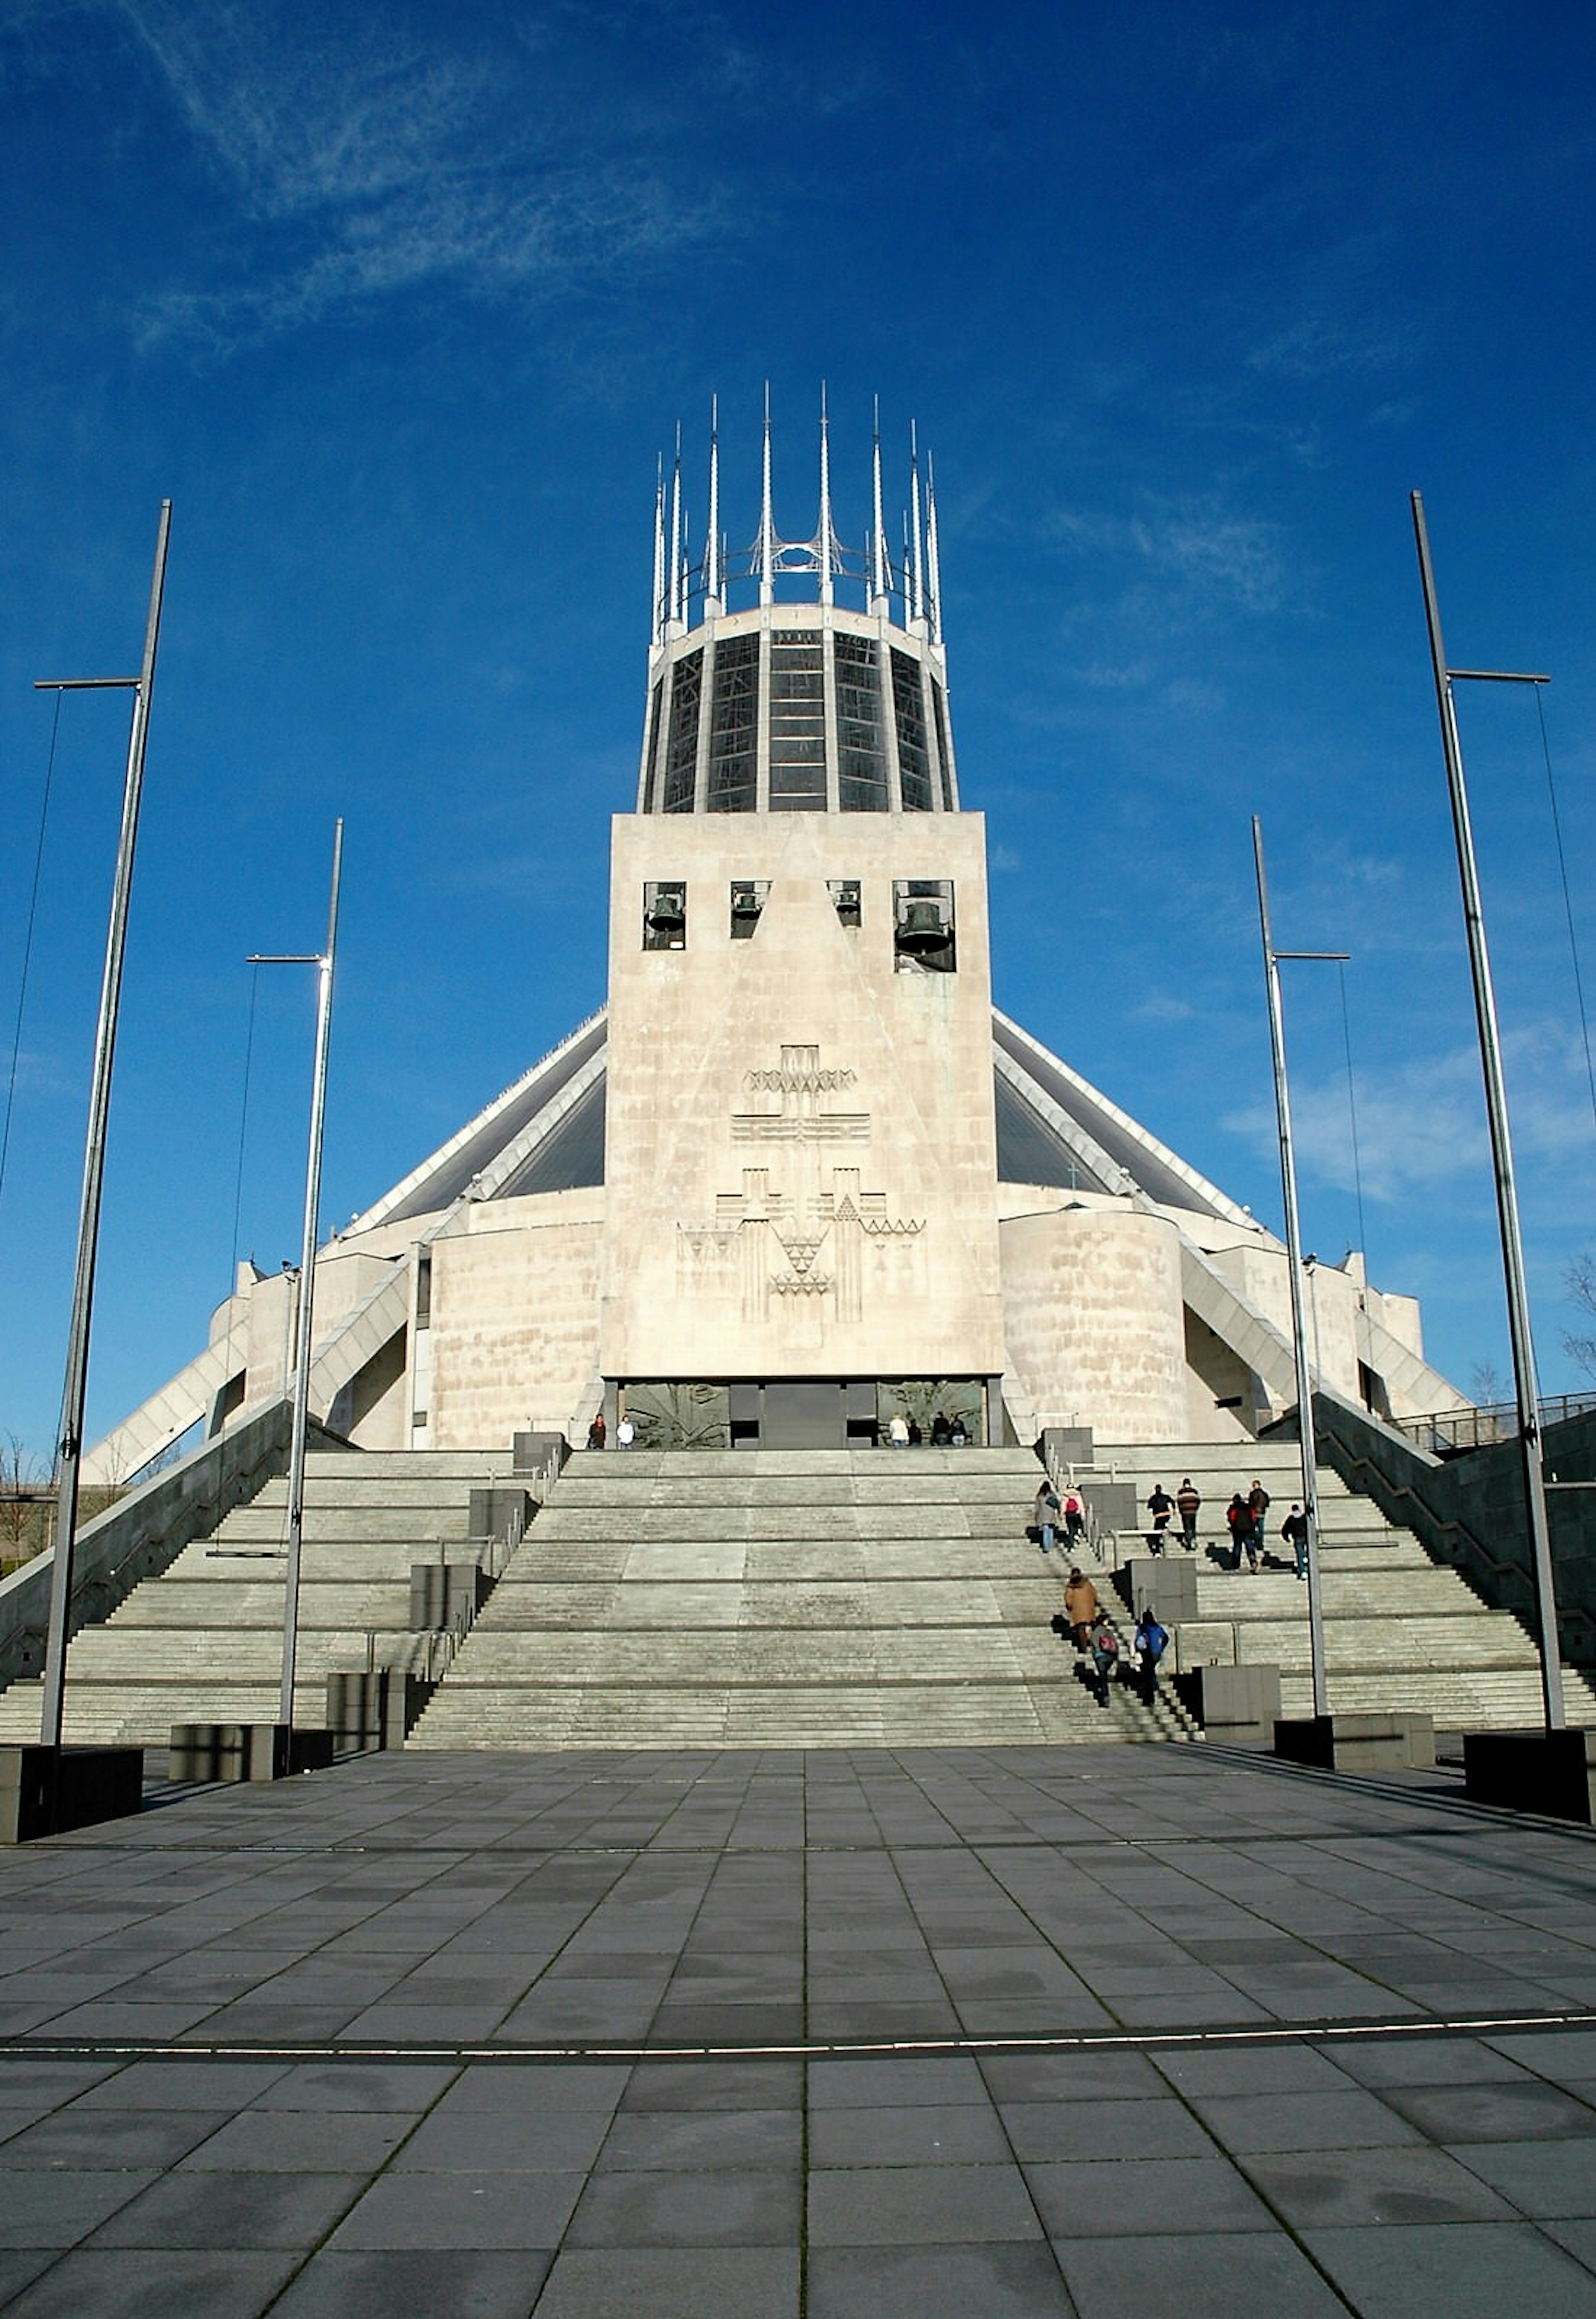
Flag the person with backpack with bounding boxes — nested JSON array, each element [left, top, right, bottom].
[[1088, 1617, 1121, 1705], [1246, 1479, 1271, 1572], [1063, 1491, 1086, 1552], [1225, 1492, 1249, 1571], [1133, 1608, 1169, 1703]]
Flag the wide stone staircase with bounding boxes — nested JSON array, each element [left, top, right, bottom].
[[7, 1434, 1582, 1755], [0, 1448, 515, 1748], [1084, 1440, 1596, 1733], [407, 1447, 1182, 1750]]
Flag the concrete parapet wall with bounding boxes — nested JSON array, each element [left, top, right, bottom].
[[0, 1402, 338, 1699], [1313, 1391, 1596, 1669]]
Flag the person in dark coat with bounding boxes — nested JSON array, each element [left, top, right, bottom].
[[1145, 1484, 1174, 1555], [1282, 1502, 1310, 1580], [1246, 1480, 1271, 1573], [1225, 1492, 1249, 1571]]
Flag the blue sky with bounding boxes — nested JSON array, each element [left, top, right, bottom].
[[3, 0, 1595, 1465]]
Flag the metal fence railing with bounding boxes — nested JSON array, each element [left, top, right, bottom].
[[1394, 1392, 1596, 1457]]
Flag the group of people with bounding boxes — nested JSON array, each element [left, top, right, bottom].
[[584, 1413, 635, 1450], [888, 1411, 968, 1447], [1032, 1479, 1086, 1557], [1141, 1477, 1204, 1553], [1224, 1485, 1310, 1578], [1143, 1475, 1310, 1577], [1052, 1565, 1167, 1707]]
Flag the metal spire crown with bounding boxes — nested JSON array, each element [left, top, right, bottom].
[[650, 391, 942, 647]]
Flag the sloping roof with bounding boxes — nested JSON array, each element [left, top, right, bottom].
[[346, 1011, 607, 1231], [343, 1003, 1251, 1233]]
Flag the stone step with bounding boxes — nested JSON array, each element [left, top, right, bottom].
[[212, 1509, 482, 1544], [1234, 1617, 1560, 1672], [441, 1632, 1070, 1682], [0, 1678, 337, 1748], [409, 1680, 1144, 1752], [1277, 1671, 1596, 1726]]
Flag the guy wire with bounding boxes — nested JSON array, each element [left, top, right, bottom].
[[1536, 688, 1596, 1137], [1338, 963, 1369, 1267], [218, 963, 261, 1415], [0, 691, 64, 1210]]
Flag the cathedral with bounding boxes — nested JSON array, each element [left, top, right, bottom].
[[87, 405, 1466, 1478]]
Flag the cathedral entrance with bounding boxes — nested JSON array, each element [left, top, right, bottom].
[[614, 1378, 989, 1451], [760, 1382, 847, 1450]]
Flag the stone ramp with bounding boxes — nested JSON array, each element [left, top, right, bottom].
[[409, 1448, 1181, 1750], [0, 1448, 515, 1746], [1091, 1440, 1596, 1732]]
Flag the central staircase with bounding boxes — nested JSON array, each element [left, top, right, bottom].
[[407, 1448, 1173, 1749]]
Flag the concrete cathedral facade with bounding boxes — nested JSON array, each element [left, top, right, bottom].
[[90, 407, 1468, 1478]]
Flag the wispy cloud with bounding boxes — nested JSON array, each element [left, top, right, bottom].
[[108, 1, 734, 346], [1246, 305, 1413, 384], [1222, 1024, 1596, 1201], [1132, 991, 1196, 1024], [1047, 494, 1289, 618]]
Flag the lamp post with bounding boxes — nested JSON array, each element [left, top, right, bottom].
[[1411, 492, 1564, 1731], [36, 503, 172, 1751], [249, 820, 343, 1730], [1253, 817, 1347, 1720]]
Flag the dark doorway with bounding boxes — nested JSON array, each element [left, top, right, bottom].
[[761, 1381, 845, 1450]]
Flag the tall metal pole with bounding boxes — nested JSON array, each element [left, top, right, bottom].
[[39, 502, 172, 1750], [1411, 491, 1564, 1730], [272, 821, 344, 1728], [1253, 818, 1337, 1717]]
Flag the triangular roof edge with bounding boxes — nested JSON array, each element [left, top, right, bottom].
[[991, 1004, 1255, 1228], [346, 1006, 607, 1235]]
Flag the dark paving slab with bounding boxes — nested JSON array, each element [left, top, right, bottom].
[[0, 1742, 1594, 2312]]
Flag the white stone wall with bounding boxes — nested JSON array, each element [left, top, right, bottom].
[[427, 1192, 603, 1445], [600, 813, 1006, 1386], [1000, 1204, 1188, 1440]]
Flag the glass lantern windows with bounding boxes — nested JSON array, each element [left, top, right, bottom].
[[707, 633, 759, 813], [835, 632, 888, 812], [768, 630, 827, 811]]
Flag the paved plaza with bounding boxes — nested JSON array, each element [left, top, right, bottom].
[[1, 1743, 1596, 2315]]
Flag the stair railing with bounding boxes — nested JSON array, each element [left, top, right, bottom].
[[1316, 1411, 1596, 1673], [1039, 1443, 1106, 1561]]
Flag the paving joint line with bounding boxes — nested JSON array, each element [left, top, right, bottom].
[[5, 2004, 1596, 2070]]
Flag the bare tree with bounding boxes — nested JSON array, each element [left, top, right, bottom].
[[0, 1433, 46, 1561], [1468, 1360, 1507, 1408], [1564, 1253, 1596, 1385]]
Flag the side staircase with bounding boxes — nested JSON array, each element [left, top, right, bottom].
[[408, 1448, 1184, 1750], [1086, 1441, 1596, 1733], [0, 1449, 515, 1748]]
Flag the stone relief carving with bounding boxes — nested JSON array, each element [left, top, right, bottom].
[[732, 1043, 869, 1145], [679, 1136, 924, 1323]]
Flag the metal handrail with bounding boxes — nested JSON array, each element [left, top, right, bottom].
[[1394, 1391, 1596, 1456], [1039, 1444, 1105, 1560], [1317, 1417, 1596, 1667]]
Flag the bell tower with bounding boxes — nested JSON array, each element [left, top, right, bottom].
[[597, 397, 1007, 1449]]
